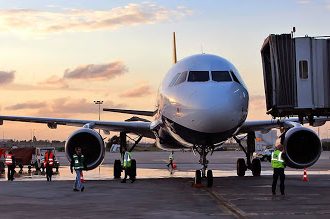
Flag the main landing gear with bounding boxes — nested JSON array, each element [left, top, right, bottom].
[[234, 132, 261, 177], [113, 132, 142, 179], [193, 146, 213, 187]]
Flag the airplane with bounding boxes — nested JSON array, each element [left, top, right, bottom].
[[0, 33, 326, 187]]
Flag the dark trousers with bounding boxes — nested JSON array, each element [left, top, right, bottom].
[[272, 168, 285, 195], [7, 165, 15, 181], [123, 167, 131, 181], [46, 165, 53, 181], [167, 160, 173, 168]]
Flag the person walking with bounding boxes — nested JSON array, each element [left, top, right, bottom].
[[44, 149, 54, 181], [5, 150, 16, 181], [121, 148, 135, 183], [271, 144, 286, 195], [70, 147, 87, 192]]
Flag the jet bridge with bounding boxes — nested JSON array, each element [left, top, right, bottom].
[[261, 33, 330, 123]]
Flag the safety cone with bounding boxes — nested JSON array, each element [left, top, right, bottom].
[[302, 168, 308, 182]]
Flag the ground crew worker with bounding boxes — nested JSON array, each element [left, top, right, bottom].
[[121, 148, 135, 183], [5, 151, 15, 181], [44, 149, 54, 181], [166, 151, 174, 169], [70, 147, 87, 192], [271, 144, 286, 195]]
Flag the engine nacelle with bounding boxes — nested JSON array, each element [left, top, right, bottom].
[[283, 127, 321, 169], [65, 128, 105, 170]]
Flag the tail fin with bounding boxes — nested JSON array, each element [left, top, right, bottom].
[[173, 32, 177, 64]]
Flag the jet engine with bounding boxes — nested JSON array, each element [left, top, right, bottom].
[[283, 127, 321, 169], [65, 128, 105, 170]]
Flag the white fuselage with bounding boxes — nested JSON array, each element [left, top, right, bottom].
[[155, 54, 249, 148]]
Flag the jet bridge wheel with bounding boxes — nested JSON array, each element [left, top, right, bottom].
[[237, 158, 247, 176], [195, 170, 202, 184], [114, 160, 122, 179], [251, 158, 261, 176], [207, 170, 213, 187]]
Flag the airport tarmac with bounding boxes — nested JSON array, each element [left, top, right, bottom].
[[1, 151, 330, 218]]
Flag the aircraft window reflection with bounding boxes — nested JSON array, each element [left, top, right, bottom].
[[169, 73, 181, 87], [188, 71, 209, 82], [174, 71, 188, 85], [230, 71, 241, 85], [211, 71, 232, 82]]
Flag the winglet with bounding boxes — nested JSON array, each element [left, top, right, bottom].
[[173, 32, 177, 64]]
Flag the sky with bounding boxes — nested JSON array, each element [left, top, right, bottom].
[[1, 0, 330, 141]]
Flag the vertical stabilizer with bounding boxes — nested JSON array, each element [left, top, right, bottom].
[[173, 32, 177, 64]]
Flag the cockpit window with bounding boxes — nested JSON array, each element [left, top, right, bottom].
[[211, 71, 232, 82], [187, 71, 209, 82], [169, 73, 181, 87], [230, 71, 241, 84], [174, 71, 188, 85]]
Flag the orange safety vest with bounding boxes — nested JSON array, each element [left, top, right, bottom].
[[44, 152, 54, 167], [5, 154, 13, 166]]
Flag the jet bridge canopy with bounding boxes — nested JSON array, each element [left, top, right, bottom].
[[261, 33, 330, 120]]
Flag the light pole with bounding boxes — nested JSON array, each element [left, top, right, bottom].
[[94, 100, 103, 133]]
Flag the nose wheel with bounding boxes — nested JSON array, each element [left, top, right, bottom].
[[194, 146, 214, 187]]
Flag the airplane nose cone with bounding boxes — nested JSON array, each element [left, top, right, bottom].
[[183, 83, 248, 133]]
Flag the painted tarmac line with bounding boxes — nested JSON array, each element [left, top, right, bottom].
[[205, 188, 247, 219]]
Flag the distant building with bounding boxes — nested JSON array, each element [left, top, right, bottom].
[[255, 130, 277, 151]]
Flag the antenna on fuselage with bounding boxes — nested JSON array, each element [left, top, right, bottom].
[[173, 32, 177, 64]]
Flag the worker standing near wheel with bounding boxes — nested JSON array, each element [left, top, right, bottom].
[[271, 144, 286, 195], [44, 149, 54, 181], [121, 148, 135, 183], [5, 150, 15, 181], [70, 147, 87, 192], [166, 151, 174, 169]]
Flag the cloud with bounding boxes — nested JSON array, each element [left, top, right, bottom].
[[120, 84, 153, 98], [6, 101, 45, 110], [5, 98, 126, 117], [0, 71, 15, 85], [38, 75, 69, 88], [0, 3, 192, 34], [64, 61, 127, 80]]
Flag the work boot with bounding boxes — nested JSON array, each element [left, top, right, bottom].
[[81, 186, 85, 192], [73, 188, 79, 192], [121, 179, 126, 183]]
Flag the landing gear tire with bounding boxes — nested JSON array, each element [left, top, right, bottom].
[[130, 159, 137, 179], [195, 170, 202, 184], [237, 158, 246, 176], [251, 158, 261, 176], [114, 159, 122, 179], [207, 170, 213, 187]]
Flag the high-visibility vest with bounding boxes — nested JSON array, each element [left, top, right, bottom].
[[271, 150, 285, 168], [123, 152, 132, 168], [5, 154, 13, 166], [44, 152, 54, 167], [73, 154, 85, 170]]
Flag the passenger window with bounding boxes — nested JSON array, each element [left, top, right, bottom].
[[299, 60, 308, 79], [187, 71, 209, 82], [211, 71, 232, 82], [174, 71, 188, 85], [230, 71, 241, 85], [169, 73, 181, 87]]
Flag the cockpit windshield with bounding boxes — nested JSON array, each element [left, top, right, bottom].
[[187, 71, 209, 82], [211, 71, 232, 82]]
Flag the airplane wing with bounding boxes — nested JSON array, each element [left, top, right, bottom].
[[238, 117, 328, 134], [103, 108, 157, 117], [0, 115, 155, 138]]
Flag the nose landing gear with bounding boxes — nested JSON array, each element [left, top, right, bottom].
[[194, 146, 213, 187]]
